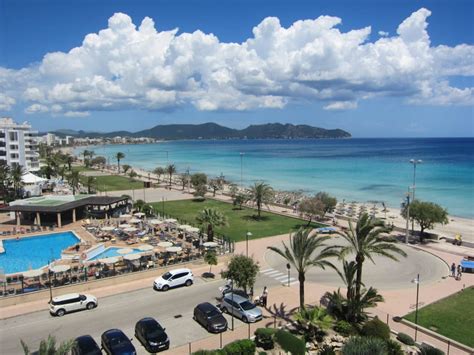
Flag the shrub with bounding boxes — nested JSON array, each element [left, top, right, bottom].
[[419, 344, 445, 355], [320, 344, 337, 355], [342, 336, 388, 355], [274, 329, 305, 355], [396, 332, 415, 346], [223, 339, 256, 355], [334, 320, 353, 336], [192, 350, 224, 355], [386, 339, 404, 355], [254, 328, 276, 350], [361, 317, 390, 341]]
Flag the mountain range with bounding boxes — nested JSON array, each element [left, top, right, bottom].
[[49, 122, 351, 140]]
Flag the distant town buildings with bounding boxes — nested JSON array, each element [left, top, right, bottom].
[[0, 117, 40, 171], [38, 133, 155, 147]]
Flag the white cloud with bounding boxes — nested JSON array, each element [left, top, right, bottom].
[[0, 8, 472, 117]]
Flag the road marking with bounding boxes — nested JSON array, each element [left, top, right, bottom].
[[275, 275, 295, 282], [260, 268, 273, 273], [263, 270, 281, 276]]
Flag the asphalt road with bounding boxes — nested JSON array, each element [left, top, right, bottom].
[[264, 236, 449, 290], [0, 274, 280, 355]]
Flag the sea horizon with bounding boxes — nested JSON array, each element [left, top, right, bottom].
[[78, 137, 474, 219]]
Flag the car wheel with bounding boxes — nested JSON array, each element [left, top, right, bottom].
[[162, 285, 170, 291], [56, 309, 66, 317], [86, 302, 95, 310], [222, 307, 228, 314], [242, 316, 248, 323], [185, 279, 193, 287]]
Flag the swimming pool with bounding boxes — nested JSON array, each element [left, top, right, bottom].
[[89, 247, 142, 261], [0, 232, 80, 274]]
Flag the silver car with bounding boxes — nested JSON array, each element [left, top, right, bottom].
[[220, 293, 262, 323]]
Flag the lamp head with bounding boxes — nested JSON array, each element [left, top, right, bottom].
[[246, 231, 252, 237]]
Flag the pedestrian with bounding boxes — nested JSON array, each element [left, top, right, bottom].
[[456, 265, 462, 280], [451, 262, 456, 277], [261, 286, 268, 307]]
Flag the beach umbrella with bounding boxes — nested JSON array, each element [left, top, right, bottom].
[[157, 241, 173, 248], [117, 248, 134, 255], [49, 264, 71, 273], [120, 214, 132, 218], [166, 246, 182, 253], [187, 227, 200, 233], [203, 241, 218, 248], [164, 218, 177, 223], [119, 223, 131, 228], [178, 224, 192, 230], [148, 219, 163, 225], [129, 218, 142, 224], [124, 253, 141, 261], [124, 227, 138, 232], [100, 226, 115, 231], [138, 244, 154, 251], [134, 212, 145, 217], [98, 257, 120, 264], [22, 269, 44, 278]]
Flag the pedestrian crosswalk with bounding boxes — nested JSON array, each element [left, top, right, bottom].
[[260, 267, 298, 286]]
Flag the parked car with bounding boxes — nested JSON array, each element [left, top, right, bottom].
[[71, 335, 102, 355], [101, 329, 136, 355], [153, 268, 193, 291], [220, 293, 262, 323], [49, 293, 98, 317], [193, 302, 228, 333], [134, 317, 170, 352]]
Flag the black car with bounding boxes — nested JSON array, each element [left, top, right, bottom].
[[134, 317, 170, 353], [101, 329, 136, 355], [71, 335, 101, 355], [193, 302, 228, 333]]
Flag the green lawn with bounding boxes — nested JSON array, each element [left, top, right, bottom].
[[71, 165, 96, 172], [150, 199, 324, 241], [404, 287, 474, 347], [80, 175, 144, 192]]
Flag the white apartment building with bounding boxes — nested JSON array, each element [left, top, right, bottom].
[[0, 117, 40, 172]]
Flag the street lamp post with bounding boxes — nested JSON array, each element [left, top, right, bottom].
[[409, 159, 422, 233], [286, 263, 291, 287], [412, 274, 420, 341], [245, 231, 252, 257], [48, 260, 53, 303], [240, 152, 244, 189], [405, 188, 411, 244], [230, 279, 235, 331]]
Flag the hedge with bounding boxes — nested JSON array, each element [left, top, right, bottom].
[[223, 339, 256, 354], [361, 317, 390, 341], [274, 329, 306, 355], [396, 332, 415, 346]]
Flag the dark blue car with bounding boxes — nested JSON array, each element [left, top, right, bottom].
[[101, 329, 136, 355], [72, 335, 101, 355]]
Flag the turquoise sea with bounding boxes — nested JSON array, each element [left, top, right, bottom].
[[81, 138, 474, 218]]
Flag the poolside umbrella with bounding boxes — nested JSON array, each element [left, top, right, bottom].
[[164, 218, 177, 223], [148, 219, 163, 225], [22, 269, 44, 278], [178, 224, 192, 230], [117, 248, 134, 255], [119, 223, 131, 228], [124, 227, 138, 233], [134, 212, 146, 218], [186, 227, 200, 233], [203, 241, 218, 248], [120, 214, 132, 218], [129, 218, 141, 224], [166, 246, 182, 253], [157, 241, 173, 248], [49, 264, 71, 273], [101, 226, 115, 231], [124, 253, 141, 261], [138, 244, 154, 251], [98, 257, 120, 264]]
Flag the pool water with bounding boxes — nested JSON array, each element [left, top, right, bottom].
[[0, 232, 80, 274], [89, 247, 142, 260]]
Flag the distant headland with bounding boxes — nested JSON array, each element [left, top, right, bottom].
[[46, 122, 351, 141]]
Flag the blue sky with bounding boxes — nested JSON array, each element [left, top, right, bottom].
[[0, 0, 473, 137]]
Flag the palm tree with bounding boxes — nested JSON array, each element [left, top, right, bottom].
[[294, 306, 333, 341], [81, 149, 90, 162], [122, 164, 131, 174], [166, 164, 176, 188], [115, 152, 125, 173], [129, 170, 137, 181], [68, 170, 80, 195], [86, 176, 96, 194], [153, 167, 165, 182], [249, 182, 274, 218], [10, 165, 25, 198], [196, 208, 228, 242], [268, 228, 338, 309], [0, 162, 10, 201], [338, 213, 407, 302], [21, 335, 75, 355], [65, 154, 74, 171]]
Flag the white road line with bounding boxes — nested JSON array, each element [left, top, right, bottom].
[[274, 275, 291, 281], [263, 270, 281, 276], [260, 268, 273, 273]]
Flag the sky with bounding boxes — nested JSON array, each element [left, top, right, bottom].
[[0, 0, 473, 137]]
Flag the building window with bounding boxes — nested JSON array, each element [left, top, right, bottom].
[[10, 153, 19, 159], [10, 144, 19, 150], [9, 132, 18, 141]]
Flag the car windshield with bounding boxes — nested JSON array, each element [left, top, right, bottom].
[[109, 333, 128, 346], [144, 321, 163, 338], [79, 295, 86, 301], [161, 272, 172, 280], [240, 301, 256, 311], [205, 308, 220, 318]]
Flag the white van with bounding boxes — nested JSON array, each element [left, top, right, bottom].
[[49, 293, 98, 317], [153, 268, 194, 291]]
